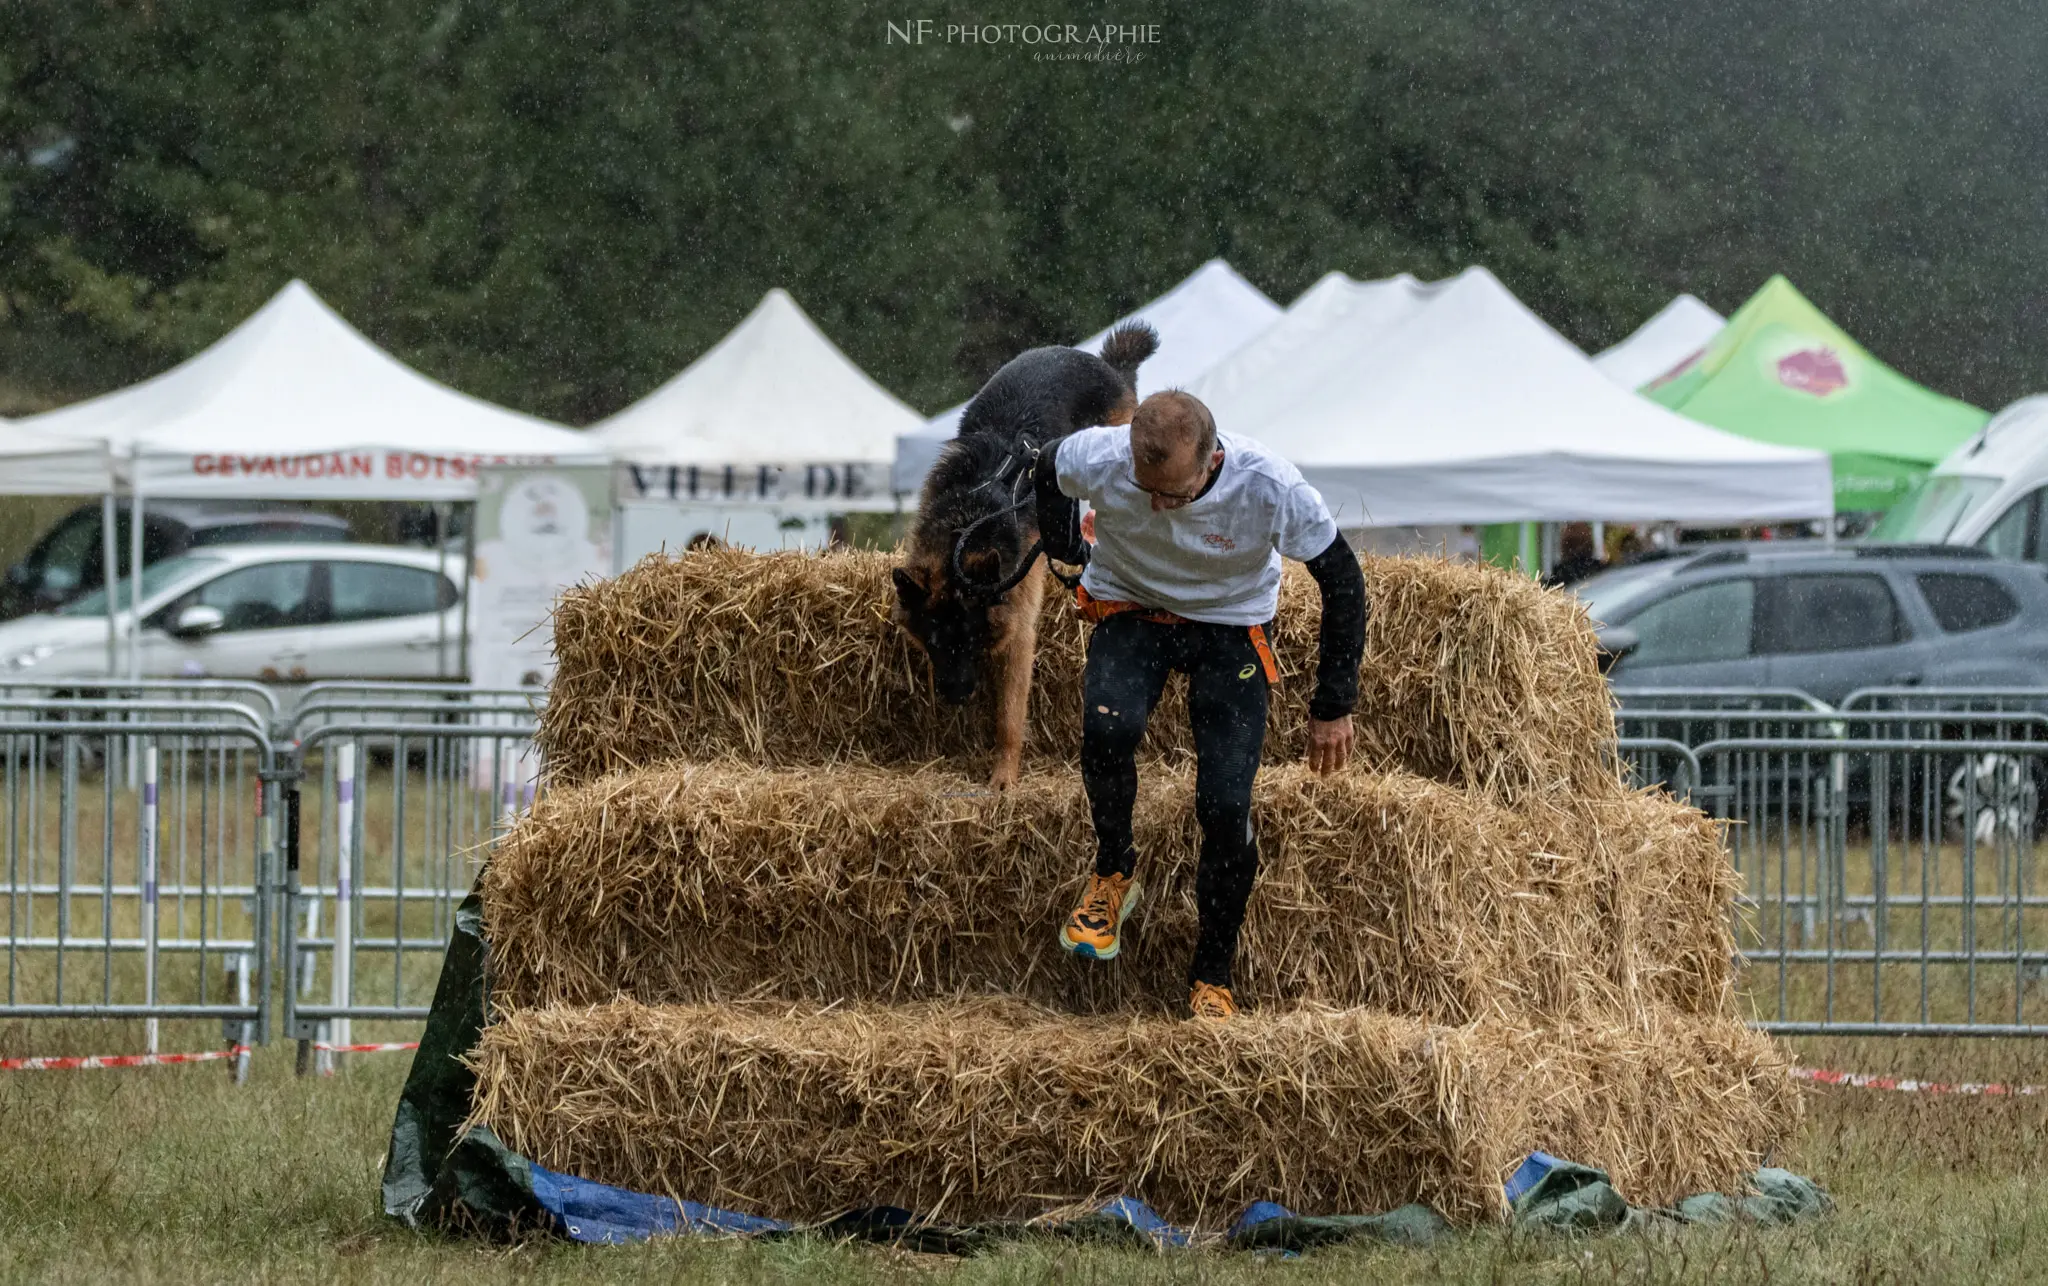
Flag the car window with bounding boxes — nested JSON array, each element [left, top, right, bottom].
[[1917, 572, 2021, 633], [30, 509, 102, 593], [59, 554, 229, 616], [329, 562, 447, 623], [190, 562, 318, 632], [1868, 474, 1999, 542], [190, 522, 349, 546], [1622, 579, 1755, 665], [1761, 574, 1904, 654], [1975, 489, 2040, 562]]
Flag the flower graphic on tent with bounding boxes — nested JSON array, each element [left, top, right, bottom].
[[1776, 347, 1848, 397]]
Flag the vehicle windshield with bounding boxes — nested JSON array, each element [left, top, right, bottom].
[[1572, 562, 1681, 625], [1866, 475, 1999, 543], [56, 554, 229, 617]]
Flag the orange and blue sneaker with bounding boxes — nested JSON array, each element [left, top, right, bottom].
[[1189, 981, 1237, 1023], [1060, 871, 1140, 960]]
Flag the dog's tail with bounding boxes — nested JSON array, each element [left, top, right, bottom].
[[1099, 321, 1159, 394]]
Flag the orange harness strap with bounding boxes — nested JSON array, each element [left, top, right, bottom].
[[1073, 587, 1279, 684]]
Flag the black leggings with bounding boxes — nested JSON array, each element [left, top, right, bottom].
[[1081, 612, 1270, 988]]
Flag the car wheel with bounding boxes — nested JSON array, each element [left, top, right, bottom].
[[1945, 753, 2041, 843]]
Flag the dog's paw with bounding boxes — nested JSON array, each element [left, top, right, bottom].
[[987, 760, 1021, 791]]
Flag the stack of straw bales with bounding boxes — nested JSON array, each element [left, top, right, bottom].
[[536, 548, 1617, 801], [470, 547, 1797, 1227]]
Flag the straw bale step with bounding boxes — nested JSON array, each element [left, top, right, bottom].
[[537, 548, 1620, 803], [466, 996, 1799, 1228], [483, 761, 1735, 1023]]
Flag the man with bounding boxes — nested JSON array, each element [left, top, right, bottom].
[[1543, 522, 1604, 588], [1032, 389, 1368, 1021]]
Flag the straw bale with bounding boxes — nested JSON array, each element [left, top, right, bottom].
[[483, 760, 1592, 1022], [1537, 791, 1740, 1019], [537, 548, 1619, 803], [466, 997, 1800, 1229]]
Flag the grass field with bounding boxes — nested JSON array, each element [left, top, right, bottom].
[[2, 1021, 2048, 1283]]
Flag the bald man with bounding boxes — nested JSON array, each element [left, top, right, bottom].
[[1032, 390, 1368, 1021]]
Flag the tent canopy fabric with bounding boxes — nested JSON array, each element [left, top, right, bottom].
[[1188, 267, 1834, 527], [21, 280, 598, 500], [891, 259, 1281, 496], [1645, 275, 1989, 512], [0, 417, 112, 495], [1592, 294, 1724, 391], [591, 289, 920, 511]]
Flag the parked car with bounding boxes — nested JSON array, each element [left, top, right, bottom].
[[1586, 543, 2048, 837], [1579, 542, 2048, 702], [0, 501, 351, 622], [0, 544, 462, 683]]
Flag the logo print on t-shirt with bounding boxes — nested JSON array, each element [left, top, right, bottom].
[[1201, 532, 1237, 551]]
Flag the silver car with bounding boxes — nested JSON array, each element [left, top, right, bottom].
[[0, 543, 465, 683]]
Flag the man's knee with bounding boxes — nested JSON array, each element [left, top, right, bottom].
[[1082, 699, 1148, 763], [1194, 792, 1255, 849]]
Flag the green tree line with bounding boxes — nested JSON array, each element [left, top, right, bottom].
[[1, 0, 2042, 423]]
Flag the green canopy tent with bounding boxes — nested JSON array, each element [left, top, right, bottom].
[[1644, 276, 1988, 514]]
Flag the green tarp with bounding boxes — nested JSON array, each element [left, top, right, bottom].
[[1645, 275, 1987, 512]]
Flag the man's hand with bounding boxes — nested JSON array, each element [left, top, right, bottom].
[[1306, 715, 1354, 774]]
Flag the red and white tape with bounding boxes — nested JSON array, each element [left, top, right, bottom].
[[0, 1045, 251, 1072], [1, 1040, 417, 1071], [1794, 1065, 2046, 1097]]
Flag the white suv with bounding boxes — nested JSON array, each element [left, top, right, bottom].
[[0, 544, 465, 682]]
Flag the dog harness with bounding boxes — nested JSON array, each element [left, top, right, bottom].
[[1072, 586, 1279, 684]]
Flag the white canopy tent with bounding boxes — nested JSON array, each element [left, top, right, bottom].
[[0, 416, 114, 494], [892, 258, 1282, 496], [1592, 293, 1724, 391], [592, 288, 920, 513], [20, 279, 601, 500], [16, 279, 600, 684], [1189, 267, 1833, 527]]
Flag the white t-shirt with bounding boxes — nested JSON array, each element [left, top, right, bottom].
[[1056, 427, 1339, 625]]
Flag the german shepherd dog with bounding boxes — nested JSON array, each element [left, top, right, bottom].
[[894, 323, 1158, 787]]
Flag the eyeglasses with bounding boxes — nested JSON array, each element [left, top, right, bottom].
[[1132, 473, 1205, 503]]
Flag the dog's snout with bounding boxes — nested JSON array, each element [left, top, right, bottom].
[[935, 672, 979, 704]]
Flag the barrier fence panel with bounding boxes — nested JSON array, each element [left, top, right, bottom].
[[16, 682, 2048, 1064], [285, 722, 538, 1061], [1614, 737, 1700, 797], [0, 716, 275, 1055], [1697, 735, 2048, 1036]]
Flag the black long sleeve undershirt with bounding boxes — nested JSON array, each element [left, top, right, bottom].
[[1302, 533, 1367, 722], [1033, 445, 1089, 566]]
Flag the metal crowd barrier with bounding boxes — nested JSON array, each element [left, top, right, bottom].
[[283, 721, 537, 1063], [1700, 734, 2048, 1036], [8, 681, 2048, 1062], [0, 681, 543, 1075], [0, 714, 276, 1066]]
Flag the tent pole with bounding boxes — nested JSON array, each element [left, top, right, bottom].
[[434, 502, 449, 680], [459, 501, 475, 685], [128, 472, 144, 790], [129, 481, 144, 685], [101, 493, 118, 678]]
